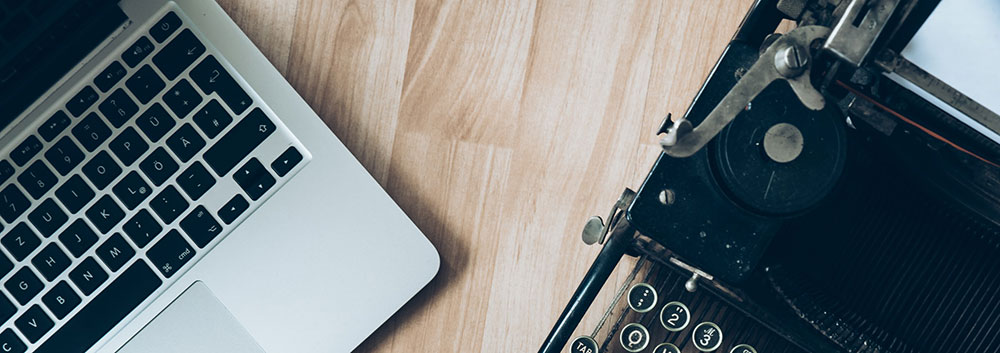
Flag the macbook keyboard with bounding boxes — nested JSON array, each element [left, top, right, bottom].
[[0, 8, 309, 352]]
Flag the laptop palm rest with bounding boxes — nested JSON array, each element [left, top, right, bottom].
[[116, 281, 266, 353]]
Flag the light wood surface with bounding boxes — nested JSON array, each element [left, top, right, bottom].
[[215, 1, 754, 351]]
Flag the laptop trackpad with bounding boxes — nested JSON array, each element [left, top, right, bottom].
[[117, 281, 266, 353]]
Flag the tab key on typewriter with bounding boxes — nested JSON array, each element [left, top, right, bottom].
[[692, 322, 723, 352], [653, 343, 681, 353], [568, 336, 597, 353], [660, 301, 691, 332], [730, 344, 756, 353], [619, 323, 649, 352], [627, 282, 656, 313]]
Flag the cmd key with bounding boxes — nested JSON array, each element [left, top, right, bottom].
[[203, 108, 275, 176]]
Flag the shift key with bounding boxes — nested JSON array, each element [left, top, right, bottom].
[[203, 108, 275, 176]]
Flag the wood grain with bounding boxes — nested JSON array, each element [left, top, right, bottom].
[[214, 0, 754, 351]]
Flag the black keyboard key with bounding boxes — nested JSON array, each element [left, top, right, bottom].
[[72, 112, 112, 151], [124, 65, 165, 105], [166, 124, 205, 163], [163, 79, 202, 118], [204, 108, 275, 175], [218, 194, 248, 225], [136, 103, 176, 142], [177, 162, 214, 200], [44, 136, 84, 176], [0, 184, 30, 222], [113, 171, 152, 210], [153, 29, 205, 80], [0, 160, 15, 184], [10, 135, 42, 166], [193, 99, 232, 139], [94, 61, 127, 92], [234, 158, 275, 201], [109, 127, 149, 166], [271, 146, 302, 177], [121, 36, 154, 68], [150, 11, 181, 43], [17, 160, 56, 199], [30, 243, 70, 281], [1, 223, 38, 261], [96, 233, 135, 272], [38, 111, 71, 142], [5, 267, 42, 305], [55, 175, 95, 214], [191, 55, 252, 114], [0, 253, 11, 278], [82, 151, 122, 190], [150, 186, 188, 224], [42, 281, 81, 319], [147, 229, 194, 278], [14, 305, 53, 343], [58, 219, 98, 258], [85, 195, 124, 234], [98, 88, 139, 127], [139, 147, 178, 186], [68, 257, 108, 296], [66, 86, 98, 117], [123, 209, 161, 248], [27, 198, 67, 238], [180, 206, 222, 248], [0, 328, 25, 353], [36, 261, 161, 353]]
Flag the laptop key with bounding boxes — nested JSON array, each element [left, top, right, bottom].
[[153, 29, 205, 80], [163, 79, 202, 119], [35, 261, 161, 353], [147, 229, 195, 278], [0, 253, 11, 278], [113, 171, 152, 210], [121, 36, 155, 68], [150, 11, 181, 43], [180, 206, 222, 248], [94, 60, 127, 92], [58, 219, 98, 258], [1, 223, 39, 261], [14, 305, 52, 343], [82, 151, 122, 190], [136, 103, 176, 142], [85, 195, 125, 234], [96, 233, 135, 272], [218, 194, 249, 225], [124, 65, 166, 106], [38, 111, 71, 142], [234, 158, 275, 201], [0, 328, 26, 353], [177, 162, 215, 200], [0, 184, 30, 222], [191, 55, 253, 114], [72, 112, 112, 152], [5, 267, 42, 305], [193, 99, 232, 139], [10, 135, 42, 166], [44, 136, 85, 176], [109, 127, 149, 166], [42, 281, 81, 320], [0, 160, 15, 185], [66, 86, 98, 117], [271, 146, 302, 177], [27, 198, 67, 238], [122, 209, 161, 248], [203, 108, 275, 176], [166, 124, 205, 163], [139, 147, 178, 186], [30, 243, 70, 281], [98, 88, 139, 127], [17, 160, 56, 199], [68, 257, 108, 296], [55, 175, 95, 214], [150, 185, 188, 224]]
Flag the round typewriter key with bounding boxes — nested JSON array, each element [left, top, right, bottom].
[[568, 336, 598, 353], [730, 344, 757, 353], [659, 301, 691, 332], [692, 321, 723, 351], [619, 322, 650, 352], [653, 342, 682, 353], [627, 282, 657, 313]]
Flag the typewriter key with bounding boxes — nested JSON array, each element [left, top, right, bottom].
[[692, 321, 723, 351], [627, 283, 657, 313], [659, 301, 690, 332], [653, 342, 681, 353], [730, 344, 757, 353], [619, 323, 650, 352], [568, 336, 598, 353]]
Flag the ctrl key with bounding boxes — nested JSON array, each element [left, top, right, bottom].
[[0, 329, 26, 353], [147, 230, 196, 278]]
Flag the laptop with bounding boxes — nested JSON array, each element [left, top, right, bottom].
[[0, 0, 440, 352]]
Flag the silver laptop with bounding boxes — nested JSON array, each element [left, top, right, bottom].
[[0, 0, 440, 352]]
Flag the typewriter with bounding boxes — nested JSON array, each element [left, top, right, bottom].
[[540, 0, 1000, 353]]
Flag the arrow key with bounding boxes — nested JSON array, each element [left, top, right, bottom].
[[233, 158, 274, 201], [218, 194, 248, 225], [271, 146, 302, 177]]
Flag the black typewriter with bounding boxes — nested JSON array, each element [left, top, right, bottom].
[[540, 0, 1000, 352]]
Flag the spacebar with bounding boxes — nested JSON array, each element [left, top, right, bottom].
[[35, 261, 162, 353]]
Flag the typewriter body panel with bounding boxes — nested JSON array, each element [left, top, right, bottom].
[[542, 0, 1000, 353]]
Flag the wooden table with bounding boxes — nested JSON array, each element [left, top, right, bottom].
[[215, 0, 756, 351]]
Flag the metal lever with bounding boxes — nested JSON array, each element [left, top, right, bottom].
[[660, 25, 830, 158]]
